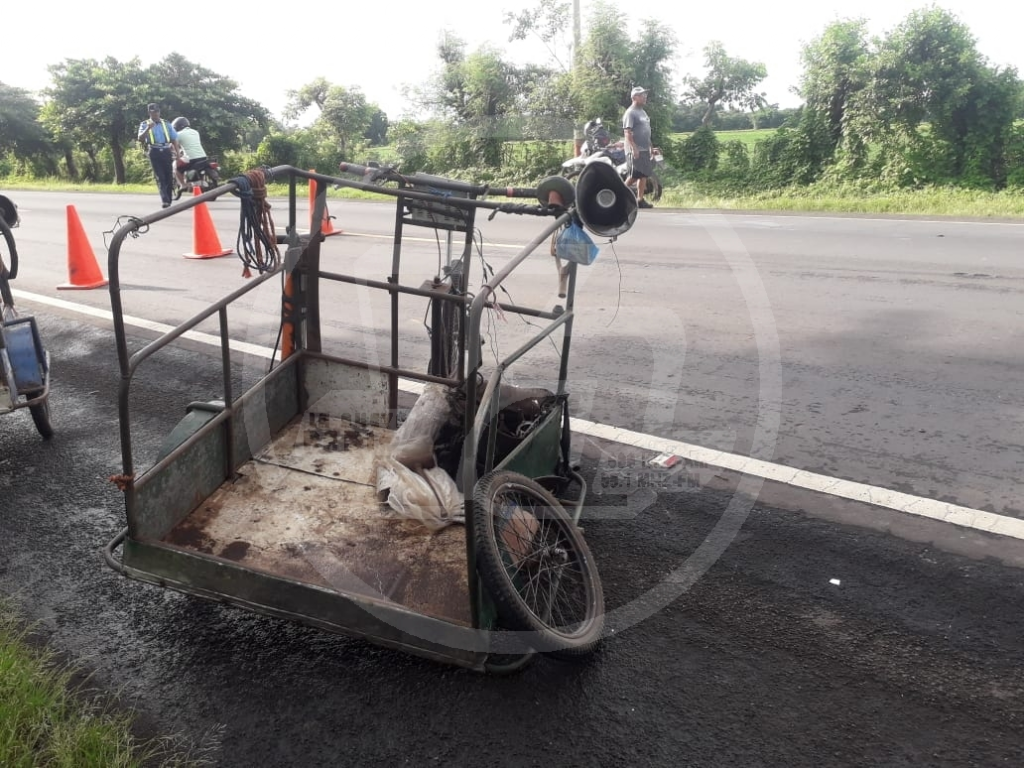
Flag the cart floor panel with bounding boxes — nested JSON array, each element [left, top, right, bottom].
[[162, 412, 472, 626]]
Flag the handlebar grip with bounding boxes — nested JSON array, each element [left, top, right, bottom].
[[338, 162, 371, 176], [501, 186, 539, 199]]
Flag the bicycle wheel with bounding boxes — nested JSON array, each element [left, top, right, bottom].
[[472, 470, 604, 659], [0, 215, 18, 281], [30, 399, 54, 440]]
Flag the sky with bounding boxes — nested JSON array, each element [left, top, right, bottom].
[[3, 1, 1019, 125]]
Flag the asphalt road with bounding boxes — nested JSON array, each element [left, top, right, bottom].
[[6, 189, 1024, 517], [1, 311, 1022, 767], [1, 187, 1023, 766]]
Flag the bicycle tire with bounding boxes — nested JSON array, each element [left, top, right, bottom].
[[30, 400, 54, 440], [0, 215, 18, 281], [472, 470, 604, 659]]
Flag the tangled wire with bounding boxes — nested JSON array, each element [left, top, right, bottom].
[[231, 169, 280, 277]]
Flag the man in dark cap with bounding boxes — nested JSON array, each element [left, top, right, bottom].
[[137, 103, 182, 208]]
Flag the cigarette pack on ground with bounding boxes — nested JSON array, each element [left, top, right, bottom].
[[649, 453, 682, 469]]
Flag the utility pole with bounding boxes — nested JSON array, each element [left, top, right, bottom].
[[572, 0, 583, 156]]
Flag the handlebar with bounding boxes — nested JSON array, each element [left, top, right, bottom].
[[337, 162, 539, 200]]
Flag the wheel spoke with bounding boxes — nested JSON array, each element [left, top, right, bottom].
[[474, 470, 604, 657]]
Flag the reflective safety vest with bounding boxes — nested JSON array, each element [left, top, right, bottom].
[[145, 119, 171, 147]]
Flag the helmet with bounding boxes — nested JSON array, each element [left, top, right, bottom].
[[171, 117, 189, 131]]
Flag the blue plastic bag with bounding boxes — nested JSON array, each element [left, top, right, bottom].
[[555, 220, 599, 265]]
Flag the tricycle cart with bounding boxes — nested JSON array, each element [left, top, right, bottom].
[[0, 193, 54, 439], [103, 162, 637, 672]]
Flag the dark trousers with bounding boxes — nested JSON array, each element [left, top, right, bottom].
[[148, 146, 175, 205]]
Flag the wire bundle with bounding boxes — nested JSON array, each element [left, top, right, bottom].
[[231, 170, 280, 277]]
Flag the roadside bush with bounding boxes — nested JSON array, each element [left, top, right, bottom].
[[750, 109, 833, 189], [502, 140, 571, 184], [219, 150, 259, 179], [1004, 123, 1024, 188], [255, 134, 309, 169], [680, 125, 720, 173], [720, 140, 750, 176]]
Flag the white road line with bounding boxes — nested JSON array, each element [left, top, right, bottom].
[[574, 420, 1024, 540], [14, 287, 1024, 542], [674, 212, 1024, 227]]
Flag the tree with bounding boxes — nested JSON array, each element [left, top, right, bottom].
[[797, 19, 872, 149], [41, 57, 150, 183], [285, 78, 384, 156], [365, 110, 389, 146], [409, 32, 521, 124], [851, 6, 1023, 186], [573, 7, 677, 143], [504, 0, 574, 74], [684, 41, 767, 126], [148, 53, 272, 153], [40, 54, 272, 183], [0, 83, 58, 172]]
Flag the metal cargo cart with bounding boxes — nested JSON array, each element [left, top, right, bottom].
[[102, 161, 637, 672]]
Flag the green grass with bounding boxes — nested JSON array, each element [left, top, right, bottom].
[[659, 180, 1024, 217], [6, 167, 1024, 218], [0, 601, 209, 767]]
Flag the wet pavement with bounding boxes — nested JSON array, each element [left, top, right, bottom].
[[1, 311, 1023, 767]]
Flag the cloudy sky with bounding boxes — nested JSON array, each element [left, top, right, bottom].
[[3, 1, 1015, 122]]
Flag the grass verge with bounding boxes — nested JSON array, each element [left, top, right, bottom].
[[0, 600, 208, 767], [658, 181, 1024, 218]]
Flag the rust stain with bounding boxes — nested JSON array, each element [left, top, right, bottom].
[[219, 540, 251, 562], [150, 411, 471, 624], [108, 474, 135, 492], [164, 521, 216, 554]]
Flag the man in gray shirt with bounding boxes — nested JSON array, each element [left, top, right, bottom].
[[622, 86, 654, 208]]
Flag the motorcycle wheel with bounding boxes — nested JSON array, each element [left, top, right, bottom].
[[200, 172, 219, 193]]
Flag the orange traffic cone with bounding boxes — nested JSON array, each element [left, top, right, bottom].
[[308, 169, 342, 236], [183, 187, 232, 260], [58, 205, 108, 290]]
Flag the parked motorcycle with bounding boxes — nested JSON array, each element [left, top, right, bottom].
[[561, 118, 664, 202], [173, 157, 221, 200]]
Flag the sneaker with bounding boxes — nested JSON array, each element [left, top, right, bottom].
[[162, 202, 171, 208], [638, 199, 654, 209]]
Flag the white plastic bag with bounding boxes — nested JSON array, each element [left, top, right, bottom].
[[376, 457, 464, 532], [390, 383, 451, 468]]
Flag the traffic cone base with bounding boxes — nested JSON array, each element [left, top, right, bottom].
[[308, 170, 343, 237], [184, 187, 232, 259], [58, 204, 108, 290]]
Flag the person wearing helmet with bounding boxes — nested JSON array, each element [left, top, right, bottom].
[[171, 116, 209, 188]]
